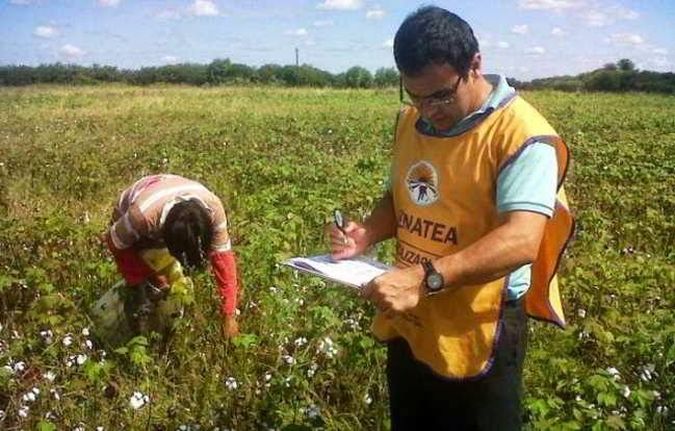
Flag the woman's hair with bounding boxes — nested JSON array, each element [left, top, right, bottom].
[[394, 6, 479, 78], [163, 199, 213, 271]]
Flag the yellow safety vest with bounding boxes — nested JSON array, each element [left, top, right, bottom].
[[372, 95, 575, 379]]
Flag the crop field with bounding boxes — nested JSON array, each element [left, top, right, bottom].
[[0, 85, 673, 430]]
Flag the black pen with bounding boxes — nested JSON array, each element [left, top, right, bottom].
[[333, 209, 348, 245]]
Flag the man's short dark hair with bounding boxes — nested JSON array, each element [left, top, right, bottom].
[[394, 6, 479, 77]]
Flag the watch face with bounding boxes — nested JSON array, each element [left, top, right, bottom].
[[427, 273, 443, 291]]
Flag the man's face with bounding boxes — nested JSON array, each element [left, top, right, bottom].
[[401, 62, 470, 131]]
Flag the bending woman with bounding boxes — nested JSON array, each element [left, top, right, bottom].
[[106, 174, 240, 338]]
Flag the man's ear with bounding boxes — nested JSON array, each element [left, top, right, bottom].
[[470, 53, 482, 78]]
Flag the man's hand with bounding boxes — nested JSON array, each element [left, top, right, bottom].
[[326, 220, 371, 260], [362, 265, 425, 314], [222, 315, 239, 339]]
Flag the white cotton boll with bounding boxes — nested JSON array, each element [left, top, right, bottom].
[[606, 367, 620, 379], [44, 370, 56, 382], [76, 354, 88, 365], [225, 377, 238, 390], [50, 388, 60, 401], [577, 309, 586, 318], [363, 393, 373, 405], [62, 335, 73, 347], [13, 361, 26, 373], [85, 339, 93, 350], [18, 405, 29, 417], [22, 391, 36, 402], [306, 404, 320, 419], [622, 385, 631, 398], [129, 391, 148, 409], [81, 327, 90, 336], [40, 330, 54, 344]]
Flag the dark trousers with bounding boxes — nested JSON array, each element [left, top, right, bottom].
[[386, 299, 528, 431]]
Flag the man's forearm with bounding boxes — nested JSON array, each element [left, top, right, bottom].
[[434, 212, 547, 290], [362, 192, 397, 246]]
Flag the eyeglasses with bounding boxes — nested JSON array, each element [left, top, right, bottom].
[[400, 75, 463, 110]]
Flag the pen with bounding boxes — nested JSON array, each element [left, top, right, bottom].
[[333, 209, 349, 245]]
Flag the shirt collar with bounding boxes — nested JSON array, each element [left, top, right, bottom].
[[417, 74, 516, 138]]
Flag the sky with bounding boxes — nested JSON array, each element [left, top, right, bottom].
[[0, 0, 673, 80]]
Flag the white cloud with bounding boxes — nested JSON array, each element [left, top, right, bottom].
[[9, 0, 33, 4], [525, 46, 546, 54], [581, 6, 639, 27], [652, 47, 668, 55], [497, 41, 510, 48], [317, 0, 362, 11], [551, 27, 565, 36], [313, 20, 334, 27], [59, 44, 85, 61], [189, 0, 219, 16], [383, 38, 394, 48], [609, 5, 639, 20], [34, 25, 58, 38], [285, 28, 308, 36], [156, 9, 182, 20], [581, 10, 609, 26], [518, 0, 582, 11], [511, 24, 529, 35], [304, 39, 316, 46], [97, 0, 120, 7], [606, 33, 644, 45], [366, 8, 385, 19], [162, 56, 179, 63]]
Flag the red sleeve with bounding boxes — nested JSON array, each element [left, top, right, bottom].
[[209, 250, 240, 317], [106, 233, 155, 286]]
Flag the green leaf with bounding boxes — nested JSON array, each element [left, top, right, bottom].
[[37, 421, 57, 431], [232, 333, 259, 349]]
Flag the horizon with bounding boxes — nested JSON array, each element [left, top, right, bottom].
[[1, 0, 673, 81]]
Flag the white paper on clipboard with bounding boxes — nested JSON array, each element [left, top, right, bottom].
[[283, 254, 390, 289]]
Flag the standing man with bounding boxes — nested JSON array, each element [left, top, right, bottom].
[[328, 6, 574, 430]]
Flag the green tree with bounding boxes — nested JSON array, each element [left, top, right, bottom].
[[344, 66, 373, 88], [374, 67, 399, 87], [617, 58, 636, 72]]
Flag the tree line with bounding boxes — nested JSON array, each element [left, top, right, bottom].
[[1, 58, 673, 94], [510, 59, 675, 94], [0, 59, 399, 88]]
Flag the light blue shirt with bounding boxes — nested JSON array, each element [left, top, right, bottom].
[[396, 75, 558, 300]]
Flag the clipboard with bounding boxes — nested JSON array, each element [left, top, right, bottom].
[[283, 254, 390, 289]]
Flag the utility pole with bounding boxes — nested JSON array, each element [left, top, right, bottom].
[[295, 47, 299, 67]]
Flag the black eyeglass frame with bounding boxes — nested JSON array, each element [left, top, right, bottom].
[[399, 75, 463, 109]]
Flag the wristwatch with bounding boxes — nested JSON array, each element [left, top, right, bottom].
[[422, 260, 444, 294]]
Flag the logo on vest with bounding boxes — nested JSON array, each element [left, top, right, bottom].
[[405, 161, 439, 206]]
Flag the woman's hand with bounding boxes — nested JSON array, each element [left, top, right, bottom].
[[221, 315, 240, 339]]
